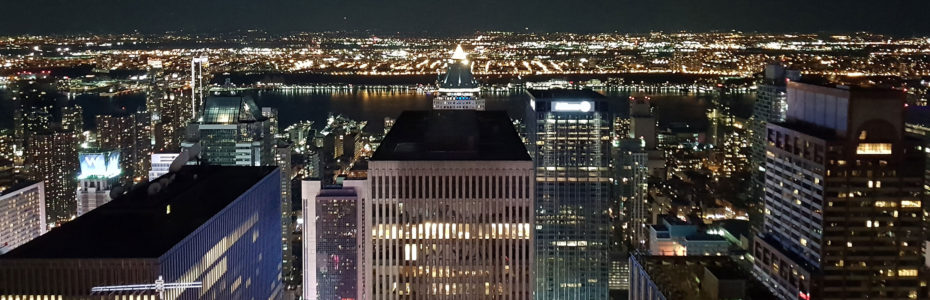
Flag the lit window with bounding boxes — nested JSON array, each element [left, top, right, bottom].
[[856, 143, 892, 155], [901, 200, 921, 208], [899, 269, 918, 277]]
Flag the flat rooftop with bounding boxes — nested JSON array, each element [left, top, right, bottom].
[[634, 255, 776, 300], [371, 110, 531, 161], [1, 166, 277, 259]]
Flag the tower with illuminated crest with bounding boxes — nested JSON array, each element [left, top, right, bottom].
[[433, 45, 485, 110]]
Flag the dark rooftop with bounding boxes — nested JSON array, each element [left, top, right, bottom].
[[527, 88, 607, 100], [1, 166, 278, 259], [0, 180, 40, 197], [633, 255, 777, 300], [371, 110, 531, 161]]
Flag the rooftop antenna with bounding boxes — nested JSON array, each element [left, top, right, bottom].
[[91, 276, 202, 300]]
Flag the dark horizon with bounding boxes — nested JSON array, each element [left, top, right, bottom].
[[2, 0, 929, 37]]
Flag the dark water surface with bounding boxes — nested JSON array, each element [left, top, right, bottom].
[[0, 88, 756, 134]]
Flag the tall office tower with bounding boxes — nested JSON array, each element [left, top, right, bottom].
[[148, 152, 180, 180], [753, 81, 927, 300], [96, 112, 153, 184], [616, 138, 649, 251], [367, 110, 534, 299], [275, 141, 298, 291], [0, 166, 283, 299], [749, 64, 800, 232], [0, 181, 45, 254], [191, 56, 208, 118], [302, 179, 367, 300], [629, 97, 665, 178], [185, 93, 274, 166], [526, 89, 611, 300], [630, 98, 656, 150], [146, 59, 166, 122], [74, 151, 120, 216], [432, 45, 485, 111], [25, 131, 79, 225]]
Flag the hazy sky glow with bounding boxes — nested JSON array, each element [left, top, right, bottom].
[[1, 0, 929, 35]]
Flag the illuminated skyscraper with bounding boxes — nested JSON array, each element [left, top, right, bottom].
[[0, 181, 45, 254], [526, 89, 611, 300], [96, 112, 153, 184], [302, 179, 366, 300], [25, 131, 79, 225], [749, 64, 800, 232], [432, 45, 485, 111], [191, 56, 208, 118], [366, 110, 534, 299], [753, 81, 926, 300], [185, 92, 274, 167], [0, 166, 283, 299]]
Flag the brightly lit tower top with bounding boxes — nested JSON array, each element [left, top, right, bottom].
[[434, 44, 484, 110]]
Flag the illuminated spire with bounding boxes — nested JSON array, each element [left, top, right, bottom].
[[451, 44, 467, 60]]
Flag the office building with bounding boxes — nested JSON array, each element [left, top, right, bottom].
[[275, 141, 299, 291], [366, 110, 534, 299], [75, 151, 120, 216], [0, 181, 45, 254], [753, 81, 926, 299], [25, 131, 79, 225], [526, 89, 611, 300], [0, 166, 283, 300], [629, 255, 776, 300], [96, 112, 153, 184], [302, 179, 366, 300], [432, 45, 485, 111], [149, 152, 180, 180], [191, 56, 208, 118], [629, 97, 666, 178], [185, 93, 274, 167], [749, 64, 800, 231]]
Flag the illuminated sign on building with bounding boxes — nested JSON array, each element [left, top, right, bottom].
[[78, 151, 121, 179], [552, 101, 593, 112]]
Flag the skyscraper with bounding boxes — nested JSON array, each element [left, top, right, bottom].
[[753, 81, 926, 299], [366, 110, 534, 299], [302, 179, 366, 300], [0, 181, 45, 254], [432, 45, 485, 111], [526, 89, 611, 300], [185, 92, 274, 167], [25, 131, 79, 225], [96, 112, 153, 184], [749, 63, 800, 232], [191, 56, 208, 118], [0, 166, 283, 299]]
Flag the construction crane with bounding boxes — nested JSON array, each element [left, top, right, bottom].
[[90, 276, 202, 300]]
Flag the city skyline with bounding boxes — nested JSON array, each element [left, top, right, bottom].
[[0, 7, 928, 298]]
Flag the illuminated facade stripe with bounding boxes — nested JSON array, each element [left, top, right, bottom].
[[366, 160, 534, 299]]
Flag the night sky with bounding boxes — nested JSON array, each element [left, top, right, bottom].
[[1, 0, 929, 35]]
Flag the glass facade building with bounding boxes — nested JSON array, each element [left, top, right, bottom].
[[0, 166, 284, 300], [526, 89, 612, 300]]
